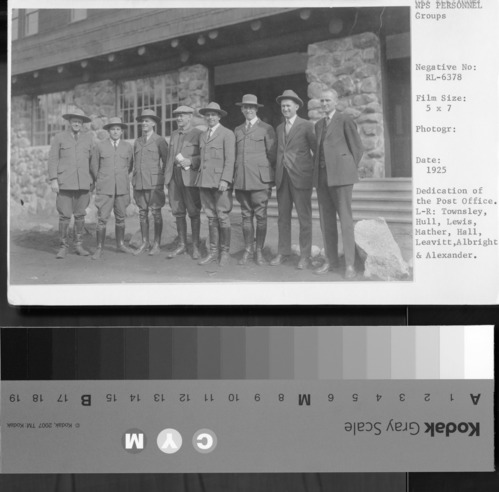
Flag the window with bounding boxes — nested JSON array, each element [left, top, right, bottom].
[[24, 9, 39, 37], [32, 92, 75, 146], [118, 73, 180, 140], [70, 9, 87, 23], [12, 9, 19, 41]]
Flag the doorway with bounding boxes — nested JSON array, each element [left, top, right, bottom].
[[215, 73, 308, 131]]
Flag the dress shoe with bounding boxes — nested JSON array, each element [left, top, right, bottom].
[[296, 257, 310, 270], [313, 261, 331, 275], [345, 265, 357, 280], [270, 253, 288, 266]]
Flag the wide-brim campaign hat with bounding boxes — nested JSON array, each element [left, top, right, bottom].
[[275, 89, 304, 108], [103, 117, 127, 130], [135, 109, 161, 123], [62, 108, 91, 123], [235, 94, 264, 107], [199, 102, 227, 118], [173, 105, 195, 115]]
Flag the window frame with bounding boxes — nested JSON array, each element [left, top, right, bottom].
[[11, 9, 19, 41], [117, 73, 180, 140], [70, 9, 88, 23], [24, 9, 39, 37]]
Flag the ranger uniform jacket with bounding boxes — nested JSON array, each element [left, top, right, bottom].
[[91, 139, 133, 196], [233, 119, 276, 191], [132, 133, 169, 190], [164, 127, 203, 187], [48, 129, 94, 190], [195, 125, 236, 189]]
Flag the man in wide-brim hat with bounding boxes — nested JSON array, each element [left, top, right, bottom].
[[90, 117, 134, 260], [131, 108, 169, 256], [195, 102, 236, 267], [233, 94, 276, 266], [270, 89, 317, 271], [164, 106, 204, 260], [48, 107, 94, 259]]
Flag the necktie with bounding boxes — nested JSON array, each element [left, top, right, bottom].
[[207, 128, 212, 140], [113, 140, 117, 149], [246, 122, 251, 132], [73, 132, 78, 142], [285, 119, 292, 135]]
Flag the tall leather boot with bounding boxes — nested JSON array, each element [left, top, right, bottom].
[[190, 216, 201, 260], [115, 224, 134, 254], [238, 221, 254, 265], [219, 227, 231, 267], [134, 220, 150, 255], [198, 224, 219, 265], [56, 221, 70, 259], [148, 217, 163, 255], [255, 223, 267, 266], [92, 227, 106, 260], [166, 217, 187, 259], [74, 219, 90, 256]]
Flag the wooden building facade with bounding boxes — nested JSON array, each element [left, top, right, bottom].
[[11, 7, 411, 223]]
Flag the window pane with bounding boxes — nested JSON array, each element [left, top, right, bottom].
[[118, 72, 180, 138], [12, 19, 18, 41], [71, 9, 87, 22], [25, 10, 39, 36], [32, 91, 74, 145]]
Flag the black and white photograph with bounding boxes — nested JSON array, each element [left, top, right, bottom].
[[8, 3, 414, 305]]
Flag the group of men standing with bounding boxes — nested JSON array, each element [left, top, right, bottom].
[[48, 88, 363, 279]]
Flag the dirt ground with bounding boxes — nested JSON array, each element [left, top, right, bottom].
[[9, 212, 413, 285]]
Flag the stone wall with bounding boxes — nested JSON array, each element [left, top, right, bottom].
[[10, 65, 209, 221], [73, 80, 117, 141], [179, 64, 210, 128], [306, 32, 385, 178]]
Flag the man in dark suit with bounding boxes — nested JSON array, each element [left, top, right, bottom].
[[270, 90, 317, 270], [132, 109, 169, 255], [196, 102, 236, 267], [233, 94, 276, 266], [90, 117, 134, 260], [164, 106, 203, 260], [48, 108, 94, 259], [313, 89, 363, 279]]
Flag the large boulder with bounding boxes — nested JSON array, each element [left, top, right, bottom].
[[355, 218, 410, 280]]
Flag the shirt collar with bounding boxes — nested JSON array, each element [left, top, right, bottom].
[[326, 110, 336, 120], [208, 123, 220, 134], [286, 115, 298, 125], [247, 117, 258, 126]]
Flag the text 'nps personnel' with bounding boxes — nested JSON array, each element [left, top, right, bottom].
[[132, 109, 169, 256], [164, 106, 203, 260], [90, 117, 134, 260], [270, 90, 317, 270], [196, 102, 236, 267], [48, 107, 94, 259], [234, 94, 277, 266], [313, 89, 363, 280]]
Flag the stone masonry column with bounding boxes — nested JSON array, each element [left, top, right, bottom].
[[306, 32, 385, 178]]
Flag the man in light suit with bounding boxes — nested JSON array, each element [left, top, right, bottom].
[[233, 94, 276, 266], [313, 89, 363, 279], [164, 106, 203, 260], [90, 117, 134, 260], [132, 109, 169, 255], [270, 90, 317, 270], [48, 108, 94, 259], [196, 102, 236, 267]]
